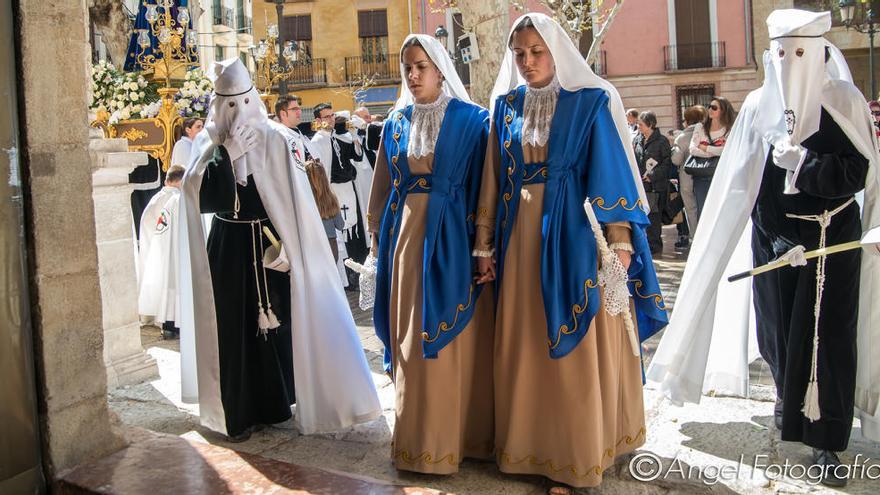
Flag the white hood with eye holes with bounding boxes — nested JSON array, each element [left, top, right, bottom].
[[203, 58, 267, 185], [754, 9, 852, 147]]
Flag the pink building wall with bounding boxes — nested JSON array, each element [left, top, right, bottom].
[[413, 1, 551, 39], [600, 0, 751, 77], [601, 1, 670, 76], [716, 0, 750, 68], [414, 1, 751, 77]]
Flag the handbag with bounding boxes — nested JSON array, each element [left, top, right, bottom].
[[683, 154, 720, 178], [684, 132, 726, 178]]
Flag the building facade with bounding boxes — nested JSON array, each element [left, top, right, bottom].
[[599, 0, 758, 131], [193, 0, 255, 71], [419, 1, 760, 131], [252, 0, 418, 118]]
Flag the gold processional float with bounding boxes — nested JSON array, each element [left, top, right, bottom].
[[91, 1, 317, 170]]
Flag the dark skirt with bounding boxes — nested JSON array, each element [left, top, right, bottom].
[[207, 216, 296, 436]]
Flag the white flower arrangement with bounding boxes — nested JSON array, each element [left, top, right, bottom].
[[89, 60, 121, 112], [90, 63, 212, 124], [175, 68, 213, 117]]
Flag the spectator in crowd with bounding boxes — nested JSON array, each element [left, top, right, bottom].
[[304, 160, 344, 262], [626, 108, 640, 146], [672, 105, 706, 240], [688, 96, 734, 216], [170, 117, 203, 168], [870, 100, 880, 140], [635, 110, 673, 254]]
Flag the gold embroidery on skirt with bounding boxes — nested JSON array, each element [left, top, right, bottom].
[[498, 427, 646, 479], [394, 450, 457, 466]]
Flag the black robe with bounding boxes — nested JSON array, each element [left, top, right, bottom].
[[357, 124, 381, 169], [199, 146, 295, 437], [751, 109, 868, 451], [330, 136, 369, 265], [130, 156, 164, 240]]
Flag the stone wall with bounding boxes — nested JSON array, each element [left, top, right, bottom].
[[612, 68, 761, 131], [90, 137, 159, 389], [18, 0, 124, 476]]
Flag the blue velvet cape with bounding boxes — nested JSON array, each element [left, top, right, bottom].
[[374, 99, 490, 371], [493, 86, 668, 358], [124, 0, 196, 73]]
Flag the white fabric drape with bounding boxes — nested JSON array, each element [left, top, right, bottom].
[[646, 37, 880, 440], [178, 106, 381, 434], [391, 33, 472, 111]]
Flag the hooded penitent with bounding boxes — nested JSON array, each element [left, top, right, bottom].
[[178, 58, 381, 436]]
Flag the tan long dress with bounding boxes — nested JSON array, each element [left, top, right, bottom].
[[368, 141, 495, 475], [474, 130, 646, 488]]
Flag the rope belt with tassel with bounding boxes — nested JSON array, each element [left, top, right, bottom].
[[214, 215, 282, 339], [784, 196, 855, 422]]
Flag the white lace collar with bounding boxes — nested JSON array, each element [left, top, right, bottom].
[[522, 76, 560, 147], [408, 94, 451, 159]]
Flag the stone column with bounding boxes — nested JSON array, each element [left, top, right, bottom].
[[90, 136, 159, 389], [18, 0, 125, 476]]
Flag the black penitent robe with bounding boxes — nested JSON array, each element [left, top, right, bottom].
[[200, 146, 295, 437], [357, 126, 378, 169], [130, 156, 164, 240], [751, 109, 869, 451], [331, 136, 369, 264]]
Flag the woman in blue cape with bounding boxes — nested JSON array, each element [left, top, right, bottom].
[[367, 34, 494, 474], [473, 14, 668, 491]]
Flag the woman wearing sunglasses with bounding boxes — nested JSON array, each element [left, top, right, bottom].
[[688, 96, 735, 216]]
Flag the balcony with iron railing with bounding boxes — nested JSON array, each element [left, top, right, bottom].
[[236, 10, 253, 42], [663, 41, 726, 72], [344, 53, 401, 83], [212, 4, 235, 32], [286, 58, 328, 88]]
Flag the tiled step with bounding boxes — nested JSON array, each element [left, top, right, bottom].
[[57, 433, 442, 494]]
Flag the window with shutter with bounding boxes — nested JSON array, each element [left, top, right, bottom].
[[675, 84, 715, 129], [358, 10, 389, 63], [281, 15, 313, 63], [674, 0, 712, 69]]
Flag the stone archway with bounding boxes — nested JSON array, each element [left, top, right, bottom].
[[15, 0, 125, 478]]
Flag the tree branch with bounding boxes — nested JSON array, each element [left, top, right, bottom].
[[586, 0, 624, 66]]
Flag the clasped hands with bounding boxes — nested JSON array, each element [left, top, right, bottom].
[[474, 250, 632, 285]]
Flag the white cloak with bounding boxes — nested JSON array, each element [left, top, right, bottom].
[[178, 123, 382, 435], [137, 186, 180, 325], [646, 79, 880, 441]]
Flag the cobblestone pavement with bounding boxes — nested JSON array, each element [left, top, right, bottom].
[[110, 226, 880, 494]]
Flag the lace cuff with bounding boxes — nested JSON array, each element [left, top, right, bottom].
[[608, 242, 634, 253]]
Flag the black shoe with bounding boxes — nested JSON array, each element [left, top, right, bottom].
[[675, 237, 690, 248], [226, 428, 252, 443], [812, 448, 847, 487], [774, 399, 784, 430], [161, 329, 178, 340]]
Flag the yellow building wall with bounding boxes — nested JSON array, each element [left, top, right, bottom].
[[252, 0, 414, 111]]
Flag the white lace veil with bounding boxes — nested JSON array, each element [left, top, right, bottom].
[[391, 34, 471, 111], [490, 13, 647, 210]]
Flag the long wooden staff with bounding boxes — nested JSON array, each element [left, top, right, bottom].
[[728, 226, 880, 282]]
